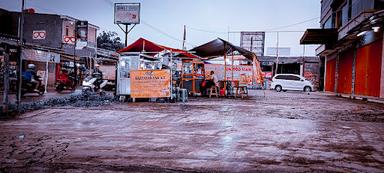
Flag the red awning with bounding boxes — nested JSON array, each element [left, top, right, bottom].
[[117, 38, 199, 59]]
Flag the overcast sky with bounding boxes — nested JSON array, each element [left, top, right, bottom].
[[0, 0, 321, 56]]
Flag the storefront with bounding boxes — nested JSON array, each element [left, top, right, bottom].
[[21, 48, 60, 90]]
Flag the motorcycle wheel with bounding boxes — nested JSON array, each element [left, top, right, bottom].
[[56, 84, 64, 93], [82, 88, 91, 97], [38, 86, 45, 96]]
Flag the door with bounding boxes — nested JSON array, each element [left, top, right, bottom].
[[117, 55, 140, 95], [288, 75, 304, 90]]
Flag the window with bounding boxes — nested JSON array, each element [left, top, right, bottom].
[[289, 76, 301, 81], [65, 27, 69, 36], [275, 75, 288, 80], [341, 3, 349, 26], [323, 16, 333, 29], [275, 75, 300, 81]]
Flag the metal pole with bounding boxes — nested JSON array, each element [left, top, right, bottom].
[[223, 42, 227, 95], [125, 24, 128, 47], [274, 32, 279, 75], [2, 45, 10, 114], [73, 22, 77, 85], [17, 0, 25, 110], [182, 25, 186, 50], [231, 51, 234, 81]]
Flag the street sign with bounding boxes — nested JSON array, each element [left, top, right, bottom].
[[32, 30, 46, 39], [114, 3, 140, 24]]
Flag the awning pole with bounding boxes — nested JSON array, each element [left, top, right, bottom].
[[223, 42, 227, 95], [231, 51, 234, 81], [45, 60, 48, 93]]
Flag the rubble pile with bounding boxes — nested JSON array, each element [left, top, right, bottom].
[[1, 93, 116, 116]]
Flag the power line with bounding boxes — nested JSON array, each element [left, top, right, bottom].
[[141, 20, 196, 48], [187, 26, 227, 34], [266, 16, 319, 31], [188, 16, 319, 35]]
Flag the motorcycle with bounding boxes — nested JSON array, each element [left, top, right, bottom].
[[21, 76, 45, 96], [82, 72, 108, 96], [55, 75, 76, 93]]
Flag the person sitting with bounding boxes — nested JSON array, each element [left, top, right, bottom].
[[22, 64, 40, 92], [200, 71, 218, 96], [92, 64, 103, 90]]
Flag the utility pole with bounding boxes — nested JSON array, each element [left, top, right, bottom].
[[182, 25, 186, 50], [274, 32, 279, 75], [17, 0, 25, 111], [73, 21, 77, 85], [2, 45, 10, 114]]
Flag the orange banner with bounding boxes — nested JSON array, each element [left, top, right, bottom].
[[130, 70, 171, 98]]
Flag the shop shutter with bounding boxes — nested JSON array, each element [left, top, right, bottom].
[[337, 49, 353, 94], [325, 58, 336, 92], [355, 39, 383, 97]]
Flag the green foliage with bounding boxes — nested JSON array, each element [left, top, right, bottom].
[[97, 31, 125, 51]]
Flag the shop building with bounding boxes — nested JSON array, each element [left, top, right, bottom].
[[0, 8, 99, 87], [301, 0, 384, 99]]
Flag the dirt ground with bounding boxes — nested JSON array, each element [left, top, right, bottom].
[[0, 90, 384, 172]]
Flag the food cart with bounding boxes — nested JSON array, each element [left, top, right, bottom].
[[180, 58, 205, 95], [116, 52, 172, 101], [116, 38, 196, 102]]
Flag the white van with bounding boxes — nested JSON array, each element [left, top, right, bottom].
[[271, 74, 313, 92]]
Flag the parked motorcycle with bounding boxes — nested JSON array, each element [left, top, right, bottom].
[[21, 77, 45, 96], [82, 72, 108, 96], [55, 75, 76, 93]]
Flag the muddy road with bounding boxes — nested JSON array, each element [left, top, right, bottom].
[[0, 90, 384, 172]]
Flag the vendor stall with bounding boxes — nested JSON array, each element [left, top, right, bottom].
[[116, 38, 198, 102], [190, 38, 264, 97]]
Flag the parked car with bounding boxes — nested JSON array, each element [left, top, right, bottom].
[[271, 74, 313, 92]]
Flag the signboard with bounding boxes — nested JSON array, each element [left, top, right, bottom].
[[75, 21, 88, 49], [22, 49, 60, 63], [205, 64, 253, 85], [63, 36, 76, 44], [114, 3, 140, 24], [240, 32, 265, 57], [130, 70, 170, 98], [32, 30, 46, 40]]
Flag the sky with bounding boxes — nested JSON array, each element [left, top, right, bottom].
[[0, 0, 321, 56]]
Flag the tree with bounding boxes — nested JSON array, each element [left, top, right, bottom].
[[97, 31, 125, 51]]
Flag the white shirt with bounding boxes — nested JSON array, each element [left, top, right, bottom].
[[211, 74, 219, 84]]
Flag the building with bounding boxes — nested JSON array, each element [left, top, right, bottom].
[[0, 8, 99, 87], [301, 0, 384, 99], [259, 56, 322, 90]]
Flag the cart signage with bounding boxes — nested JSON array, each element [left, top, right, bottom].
[[205, 64, 253, 85], [130, 70, 170, 98]]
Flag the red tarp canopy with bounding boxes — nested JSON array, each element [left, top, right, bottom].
[[117, 38, 199, 59]]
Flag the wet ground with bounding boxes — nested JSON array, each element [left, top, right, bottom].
[[0, 90, 384, 172]]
